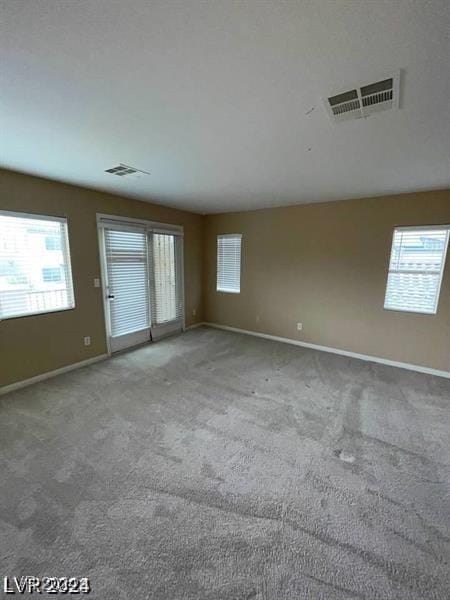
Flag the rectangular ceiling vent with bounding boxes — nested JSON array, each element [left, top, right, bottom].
[[323, 72, 400, 123], [105, 164, 150, 178]]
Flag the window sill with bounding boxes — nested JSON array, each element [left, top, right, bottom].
[[383, 306, 437, 315], [0, 305, 76, 321]]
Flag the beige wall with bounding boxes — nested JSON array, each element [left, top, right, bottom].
[[0, 169, 203, 387], [204, 190, 450, 372], [1, 169, 449, 387]]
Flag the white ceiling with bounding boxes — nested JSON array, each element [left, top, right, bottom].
[[1, 0, 449, 214]]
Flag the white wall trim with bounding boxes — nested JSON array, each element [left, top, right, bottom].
[[204, 322, 450, 379], [2, 323, 448, 397], [0, 354, 109, 396], [1, 324, 204, 396], [184, 321, 206, 331]]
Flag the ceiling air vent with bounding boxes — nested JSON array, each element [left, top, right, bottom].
[[323, 72, 400, 122], [105, 164, 150, 178]]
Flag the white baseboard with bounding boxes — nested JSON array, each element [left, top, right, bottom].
[[204, 322, 450, 379], [0, 354, 109, 396], [1, 325, 206, 396], [2, 323, 448, 395], [184, 321, 206, 331]]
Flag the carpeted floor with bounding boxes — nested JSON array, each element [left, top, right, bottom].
[[0, 326, 449, 599]]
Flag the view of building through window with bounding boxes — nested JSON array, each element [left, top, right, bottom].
[[384, 227, 449, 314], [0, 213, 75, 319]]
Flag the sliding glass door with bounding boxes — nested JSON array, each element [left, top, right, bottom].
[[99, 218, 184, 353]]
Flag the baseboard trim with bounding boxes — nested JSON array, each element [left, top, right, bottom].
[[204, 322, 450, 379], [2, 324, 448, 394], [184, 322, 206, 331], [0, 354, 109, 396], [1, 325, 207, 396]]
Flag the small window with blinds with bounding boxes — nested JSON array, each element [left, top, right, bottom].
[[384, 226, 449, 314], [0, 211, 75, 319], [217, 234, 242, 293]]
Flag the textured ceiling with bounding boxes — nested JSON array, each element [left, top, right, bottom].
[[1, 0, 449, 213]]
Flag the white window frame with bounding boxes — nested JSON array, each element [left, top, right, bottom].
[[216, 233, 242, 294], [0, 210, 75, 320], [384, 224, 449, 315]]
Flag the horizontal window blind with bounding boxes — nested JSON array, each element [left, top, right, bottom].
[[217, 234, 242, 293], [104, 228, 150, 337], [0, 211, 74, 319], [148, 233, 183, 325], [384, 227, 449, 314]]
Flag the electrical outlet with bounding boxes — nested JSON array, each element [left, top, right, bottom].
[[84, 336, 91, 347], [192, 308, 196, 316], [297, 322, 302, 331], [94, 278, 101, 288], [256, 315, 261, 323]]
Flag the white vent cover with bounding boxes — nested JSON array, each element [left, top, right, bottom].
[[323, 72, 400, 122], [105, 164, 150, 178]]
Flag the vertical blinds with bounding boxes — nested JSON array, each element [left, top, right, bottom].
[[384, 227, 449, 314], [148, 233, 183, 325], [0, 212, 74, 319], [104, 228, 150, 337], [217, 234, 242, 293]]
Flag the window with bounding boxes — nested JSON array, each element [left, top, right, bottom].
[[384, 226, 449, 314], [0, 211, 75, 319], [217, 234, 242, 293]]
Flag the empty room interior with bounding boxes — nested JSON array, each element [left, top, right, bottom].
[[1, 1, 450, 598]]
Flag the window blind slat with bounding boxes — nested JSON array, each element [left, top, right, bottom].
[[384, 227, 449, 314], [217, 234, 241, 293], [0, 213, 75, 319]]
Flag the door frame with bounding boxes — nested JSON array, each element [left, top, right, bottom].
[[96, 213, 185, 356]]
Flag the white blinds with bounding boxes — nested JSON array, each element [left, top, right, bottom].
[[217, 234, 242, 293], [104, 228, 150, 337], [0, 211, 74, 319], [148, 233, 183, 325], [384, 227, 449, 314]]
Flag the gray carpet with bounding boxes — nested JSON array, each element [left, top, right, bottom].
[[0, 326, 449, 599]]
